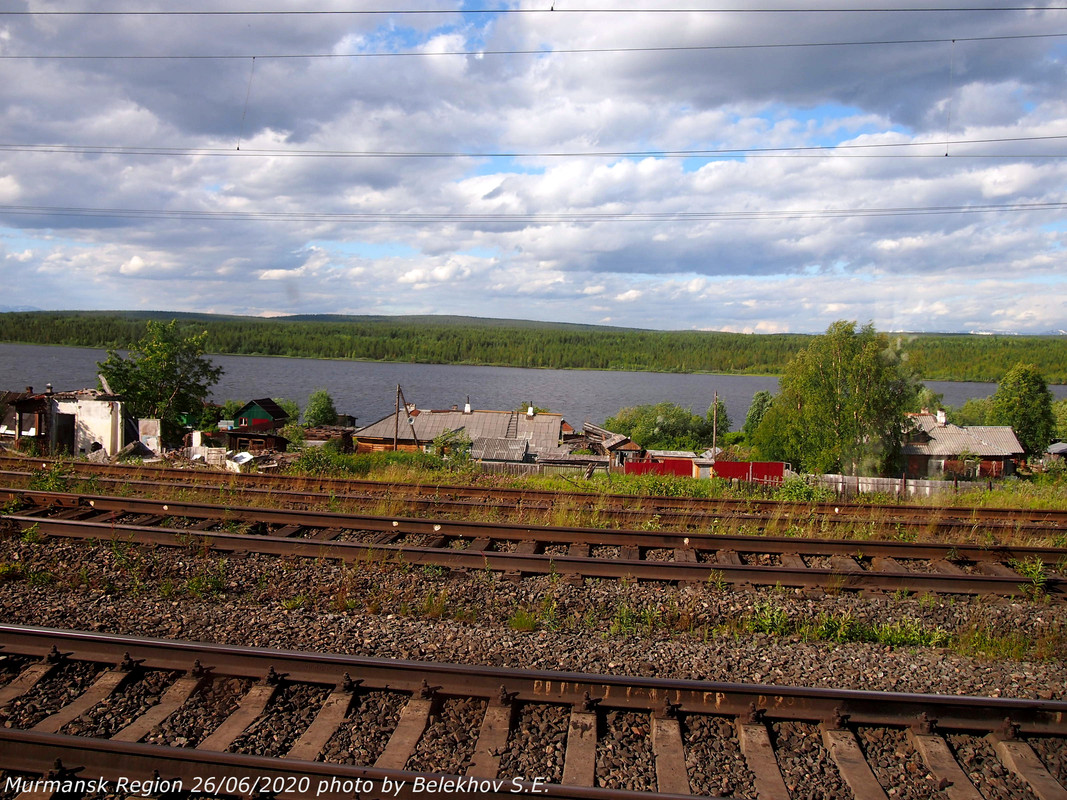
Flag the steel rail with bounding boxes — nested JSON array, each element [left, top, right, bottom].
[[4, 511, 1062, 596], [0, 728, 692, 800], [5, 454, 1066, 527], [3, 625, 1066, 734], [3, 467, 1062, 539], [9, 488, 1067, 565]]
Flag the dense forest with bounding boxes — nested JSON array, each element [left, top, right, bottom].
[[1, 310, 1065, 384]]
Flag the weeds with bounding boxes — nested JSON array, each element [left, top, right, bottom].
[[20, 524, 42, 544], [743, 601, 951, 648], [1009, 556, 1049, 599], [281, 594, 309, 610]]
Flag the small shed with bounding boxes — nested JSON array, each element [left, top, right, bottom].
[[233, 398, 290, 431]]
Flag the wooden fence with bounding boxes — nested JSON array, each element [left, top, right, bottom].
[[814, 473, 986, 498]]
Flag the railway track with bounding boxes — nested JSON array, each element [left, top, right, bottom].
[[4, 454, 1067, 539], [3, 488, 1064, 597], [1, 625, 1065, 799], [8, 454, 1067, 535]]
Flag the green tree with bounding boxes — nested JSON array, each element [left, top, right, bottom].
[[98, 320, 222, 442], [276, 398, 301, 424], [742, 390, 774, 441], [1054, 399, 1067, 441], [751, 321, 920, 476], [947, 396, 992, 427], [912, 385, 945, 413], [304, 389, 339, 427], [990, 362, 1055, 457], [605, 402, 714, 451]]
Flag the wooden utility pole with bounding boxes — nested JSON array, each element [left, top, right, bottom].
[[393, 384, 400, 451], [712, 390, 718, 461]]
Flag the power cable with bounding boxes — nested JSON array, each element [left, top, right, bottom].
[[0, 134, 1063, 160], [3, 31, 1065, 60], [1, 200, 1063, 224], [4, 7, 1067, 15]]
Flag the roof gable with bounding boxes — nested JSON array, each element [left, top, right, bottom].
[[235, 398, 290, 422], [902, 413, 1023, 458]]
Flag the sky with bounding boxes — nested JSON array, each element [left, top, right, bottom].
[[0, 2, 1065, 334]]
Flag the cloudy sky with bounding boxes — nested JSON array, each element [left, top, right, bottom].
[[1, 1, 1065, 333]]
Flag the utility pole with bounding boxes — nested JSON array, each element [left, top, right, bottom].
[[712, 390, 718, 462]]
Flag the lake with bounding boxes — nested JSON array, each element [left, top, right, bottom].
[[1, 342, 1063, 431]]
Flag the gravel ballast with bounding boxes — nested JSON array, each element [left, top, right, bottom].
[[1, 531, 1065, 795]]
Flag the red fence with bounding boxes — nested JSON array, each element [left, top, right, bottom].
[[623, 459, 694, 477], [709, 461, 787, 485]]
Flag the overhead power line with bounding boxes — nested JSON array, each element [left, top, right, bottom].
[[3, 31, 1065, 60], [0, 134, 1064, 160], [1, 200, 1063, 224], [4, 6, 1067, 15]]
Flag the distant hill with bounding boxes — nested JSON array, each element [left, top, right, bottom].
[[0, 310, 1065, 383]]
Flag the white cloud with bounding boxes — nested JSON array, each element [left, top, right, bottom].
[[0, 6, 1063, 332]]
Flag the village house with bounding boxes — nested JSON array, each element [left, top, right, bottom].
[[581, 422, 643, 467], [901, 411, 1024, 479], [3, 385, 132, 457], [217, 398, 291, 453], [355, 400, 571, 463]]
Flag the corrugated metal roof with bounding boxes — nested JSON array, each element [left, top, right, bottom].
[[471, 437, 529, 462], [357, 408, 565, 455], [645, 449, 698, 459], [902, 414, 1023, 457]]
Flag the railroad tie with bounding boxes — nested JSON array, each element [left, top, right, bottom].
[[0, 661, 56, 706], [197, 679, 280, 751], [189, 518, 219, 530], [820, 723, 890, 800], [466, 699, 517, 778], [989, 734, 1067, 800], [735, 720, 790, 800], [779, 553, 806, 570], [651, 713, 691, 795], [906, 730, 984, 800], [975, 562, 1023, 578], [870, 556, 910, 575], [311, 527, 342, 540], [621, 545, 640, 561], [561, 707, 598, 787], [930, 559, 968, 575], [32, 666, 130, 734], [468, 538, 492, 552], [715, 550, 743, 566], [50, 506, 98, 521], [111, 672, 209, 743], [828, 555, 863, 574], [286, 682, 357, 761], [374, 693, 435, 770]]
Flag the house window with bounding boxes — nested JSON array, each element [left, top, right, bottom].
[[239, 417, 249, 427]]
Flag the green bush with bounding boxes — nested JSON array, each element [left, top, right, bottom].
[[773, 477, 835, 503]]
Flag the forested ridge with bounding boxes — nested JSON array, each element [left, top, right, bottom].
[[1, 311, 1065, 383]]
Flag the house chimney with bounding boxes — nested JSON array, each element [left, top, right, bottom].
[[464, 396, 471, 414], [45, 384, 53, 395], [24, 386, 32, 395], [527, 403, 535, 418], [936, 409, 947, 426]]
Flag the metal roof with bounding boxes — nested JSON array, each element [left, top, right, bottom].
[[901, 414, 1023, 458], [645, 449, 698, 459], [471, 437, 529, 462], [357, 408, 565, 455], [235, 398, 290, 422]]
